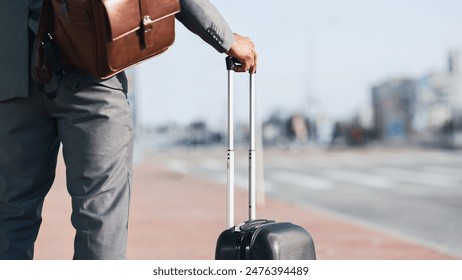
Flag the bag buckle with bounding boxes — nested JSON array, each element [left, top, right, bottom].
[[141, 16, 154, 48]]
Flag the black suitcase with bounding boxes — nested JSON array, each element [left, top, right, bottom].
[[215, 58, 316, 260]]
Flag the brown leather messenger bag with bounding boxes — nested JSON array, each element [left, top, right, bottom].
[[32, 0, 180, 95]]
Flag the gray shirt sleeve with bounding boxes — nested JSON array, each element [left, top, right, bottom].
[[176, 0, 234, 53]]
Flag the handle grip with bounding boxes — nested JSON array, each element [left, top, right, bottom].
[[225, 56, 241, 71]]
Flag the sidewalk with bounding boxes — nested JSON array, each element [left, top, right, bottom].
[[34, 153, 458, 260]]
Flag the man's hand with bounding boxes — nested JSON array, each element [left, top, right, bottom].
[[226, 33, 258, 73]]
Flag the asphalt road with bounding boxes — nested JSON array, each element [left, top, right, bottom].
[[145, 144, 462, 259]]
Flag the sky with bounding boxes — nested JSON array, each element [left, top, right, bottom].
[[132, 0, 462, 129]]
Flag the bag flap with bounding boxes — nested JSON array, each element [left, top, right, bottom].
[[102, 0, 181, 41]]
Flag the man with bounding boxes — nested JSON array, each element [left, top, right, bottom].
[[0, 0, 257, 259]]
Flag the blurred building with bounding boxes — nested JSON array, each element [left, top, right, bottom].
[[372, 50, 462, 145], [372, 78, 415, 141], [413, 51, 462, 144]]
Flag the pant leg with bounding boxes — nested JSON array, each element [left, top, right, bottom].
[[0, 88, 60, 260], [48, 72, 134, 260]]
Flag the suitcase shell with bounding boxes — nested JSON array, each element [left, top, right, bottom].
[[215, 57, 316, 260], [215, 219, 316, 260]]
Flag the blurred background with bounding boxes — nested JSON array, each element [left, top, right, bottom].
[[132, 0, 462, 150], [122, 0, 462, 258]]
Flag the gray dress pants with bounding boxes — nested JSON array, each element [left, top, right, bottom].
[[0, 71, 134, 259]]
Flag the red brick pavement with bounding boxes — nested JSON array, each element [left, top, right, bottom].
[[33, 154, 458, 260]]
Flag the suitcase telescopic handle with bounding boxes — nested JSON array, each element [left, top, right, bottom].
[[226, 56, 256, 228]]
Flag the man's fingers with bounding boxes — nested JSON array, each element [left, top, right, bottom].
[[236, 60, 253, 73], [250, 51, 257, 73], [234, 64, 247, 73]]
